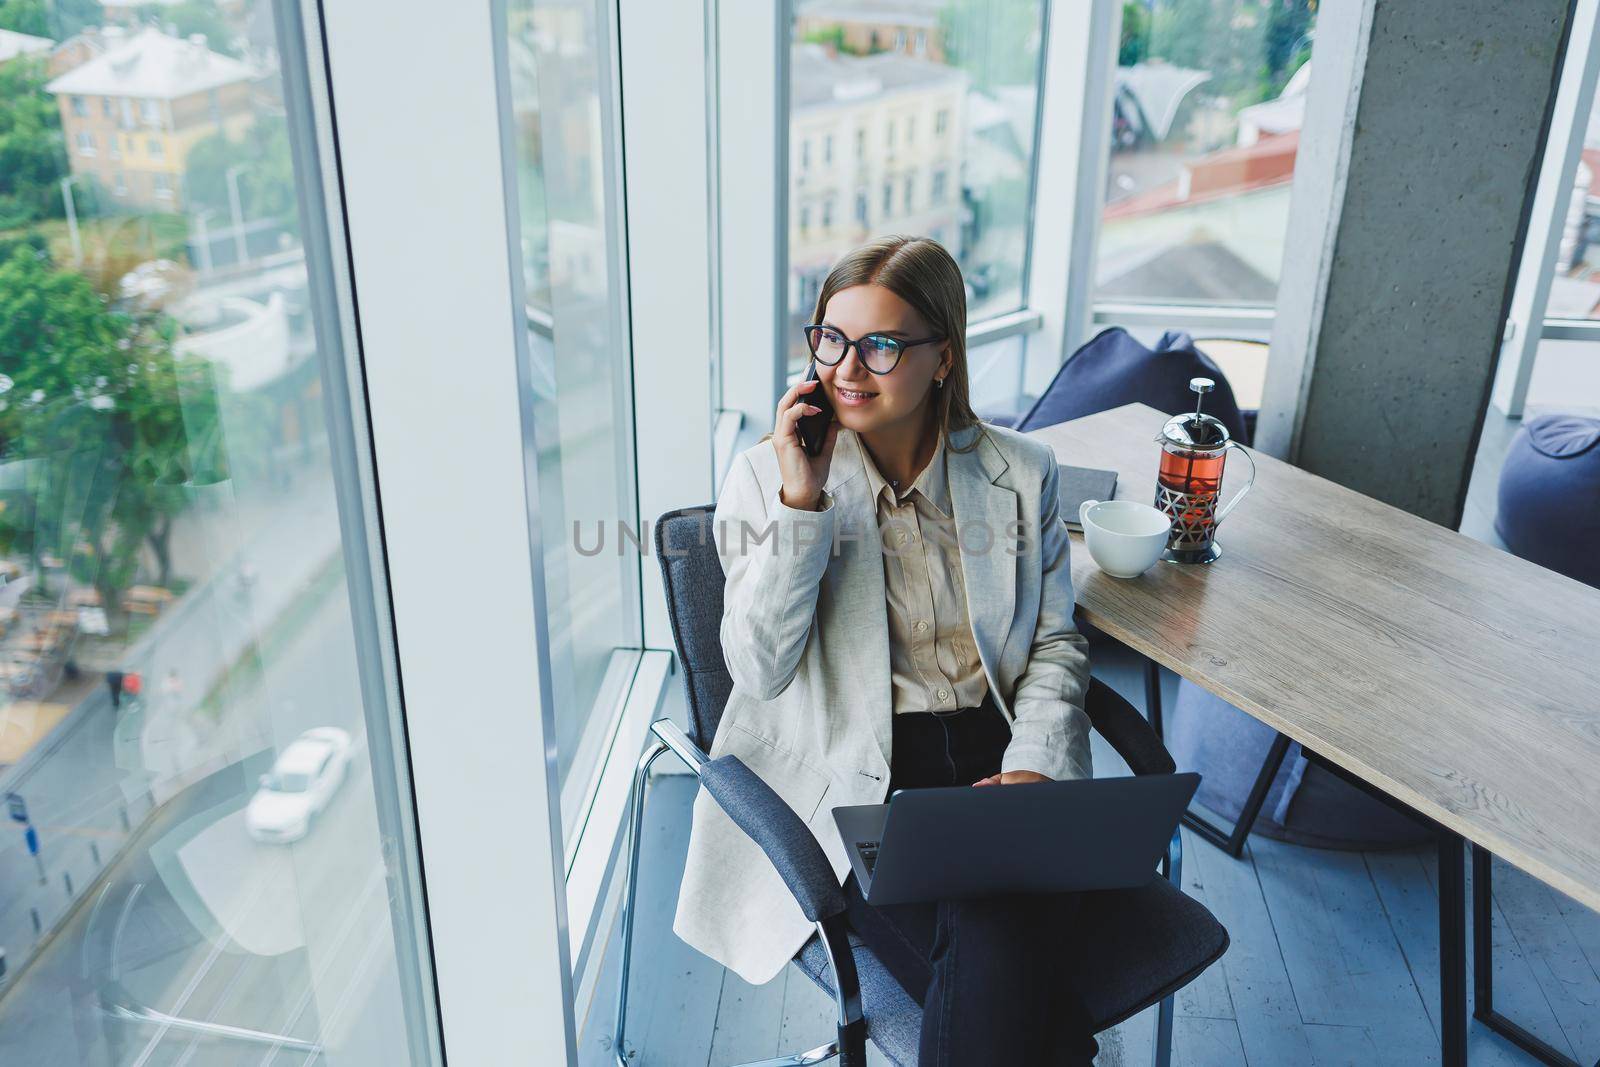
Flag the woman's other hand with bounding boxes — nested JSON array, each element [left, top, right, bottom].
[[973, 770, 1052, 787], [774, 375, 840, 510]]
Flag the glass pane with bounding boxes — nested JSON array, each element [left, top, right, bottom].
[[502, 0, 640, 844], [1096, 0, 1317, 306], [0, 11, 435, 1064], [1545, 107, 1600, 319], [786, 0, 1049, 371]]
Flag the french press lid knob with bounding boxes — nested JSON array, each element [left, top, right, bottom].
[[1157, 376, 1230, 451]]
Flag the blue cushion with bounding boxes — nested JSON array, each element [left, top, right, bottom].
[[1015, 327, 1249, 445], [1496, 413, 1600, 589]]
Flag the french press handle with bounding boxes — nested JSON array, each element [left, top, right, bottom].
[[1214, 442, 1257, 526]]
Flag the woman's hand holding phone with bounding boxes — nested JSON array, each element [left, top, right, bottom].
[[773, 369, 839, 511]]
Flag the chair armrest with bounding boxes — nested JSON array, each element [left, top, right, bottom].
[[699, 755, 848, 923], [1085, 677, 1176, 776]]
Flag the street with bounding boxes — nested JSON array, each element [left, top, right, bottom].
[[0, 557, 414, 1066]]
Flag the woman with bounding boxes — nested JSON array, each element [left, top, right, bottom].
[[674, 235, 1098, 1064]]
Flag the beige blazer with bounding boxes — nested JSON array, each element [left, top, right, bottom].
[[673, 419, 1094, 985]]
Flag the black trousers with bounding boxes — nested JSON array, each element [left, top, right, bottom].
[[842, 691, 1099, 1066]]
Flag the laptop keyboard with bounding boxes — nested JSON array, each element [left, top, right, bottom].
[[857, 841, 880, 875]]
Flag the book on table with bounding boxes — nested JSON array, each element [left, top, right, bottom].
[[1059, 464, 1119, 532]]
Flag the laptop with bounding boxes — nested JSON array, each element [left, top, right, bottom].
[[832, 772, 1200, 906]]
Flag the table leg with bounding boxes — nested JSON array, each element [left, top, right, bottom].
[[1299, 749, 1471, 1066], [1470, 844, 1590, 1067], [1440, 832, 1467, 1067], [1141, 651, 1291, 858], [1180, 733, 1292, 859]]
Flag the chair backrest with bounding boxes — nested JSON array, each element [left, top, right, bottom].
[[1015, 326, 1248, 444], [654, 503, 733, 752]]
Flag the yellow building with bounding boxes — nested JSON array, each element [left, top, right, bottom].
[[788, 44, 968, 322], [46, 27, 257, 212]]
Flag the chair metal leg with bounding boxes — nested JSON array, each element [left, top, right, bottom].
[[613, 740, 669, 1067], [1181, 732, 1291, 859], [615, 723, 851, 1067], [814, 914, 867, 1066], [1152, 829, 1181, 1067], [729, 1041, 841, 1066], [1154, 993, 1176, 1067]]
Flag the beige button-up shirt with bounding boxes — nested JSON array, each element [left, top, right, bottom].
[[857, 426, 992, 714]]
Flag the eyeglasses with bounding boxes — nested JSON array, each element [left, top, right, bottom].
[[803, 324, 944, 375]]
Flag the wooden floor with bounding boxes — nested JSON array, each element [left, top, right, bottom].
[[579, 647, 1600, 1067]]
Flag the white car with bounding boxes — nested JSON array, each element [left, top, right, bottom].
[[245, 727, 352, 844]]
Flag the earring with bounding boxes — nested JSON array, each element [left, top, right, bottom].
[[935, 377, 945, 388]]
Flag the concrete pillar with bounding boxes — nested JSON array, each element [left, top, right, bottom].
[[1259, 0, 1577, 526]]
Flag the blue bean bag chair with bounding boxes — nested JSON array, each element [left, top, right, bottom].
[[1495, 413, 1600, 589], [1010, 326, 1249, 445], [1167, 680, 1433, 850]]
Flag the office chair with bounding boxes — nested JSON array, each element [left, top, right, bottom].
[[613, 503, 1230, 1066]]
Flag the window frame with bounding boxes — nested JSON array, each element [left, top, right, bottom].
[[1495, 0, 1600, 416]]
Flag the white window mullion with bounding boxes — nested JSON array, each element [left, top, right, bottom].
[[1024, 0, 1119, 392], [317, 1, 577, 1062], [717, 0, 789, 437], [619, 0, 718, 653]]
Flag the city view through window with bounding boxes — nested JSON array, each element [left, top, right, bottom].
[[786, 0, 1049, 369], [0, 1, 432, 1062], [1098, 0, 1317, 307]]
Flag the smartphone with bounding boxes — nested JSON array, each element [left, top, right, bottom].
[[796, 361, 836, 457]]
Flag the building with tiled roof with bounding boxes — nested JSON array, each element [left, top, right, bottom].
[[46, 27, 257, 211]]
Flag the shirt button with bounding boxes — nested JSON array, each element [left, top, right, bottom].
[[915, 620, 928, 632], [937, 688, 949, 700]]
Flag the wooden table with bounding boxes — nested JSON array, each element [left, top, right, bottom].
[[1030, 403, 1600, 1066]]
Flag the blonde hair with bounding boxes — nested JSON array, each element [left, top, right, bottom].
[[759, 234, 987, 454]]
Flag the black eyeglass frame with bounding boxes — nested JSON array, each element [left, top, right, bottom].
[[803, 323, 945, 375]]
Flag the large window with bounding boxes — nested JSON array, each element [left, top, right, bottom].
[[786, 0, 1050, 369], [1096, 0, 1316, 307], [1540, 104, 1600, 322], [504, 0, 640, 846], [0, 7, 434, 1062]]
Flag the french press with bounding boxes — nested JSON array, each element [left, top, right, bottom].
[[1153, 378, 1256, 564]]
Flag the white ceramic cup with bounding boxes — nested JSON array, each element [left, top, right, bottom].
[[1078, 499, 1173, 578]]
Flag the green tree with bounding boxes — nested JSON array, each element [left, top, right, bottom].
[[0, 0, 48, 36], [183, 115, 299, 237], [0, 243, 235, 611], [1262, 0, 1314, 96], [1120, 2, 1149, 67], [939, 0, 1042, 92], [0, 57, 69, 229], [0, 0, 103, 39], [802, 24, 848, 54]]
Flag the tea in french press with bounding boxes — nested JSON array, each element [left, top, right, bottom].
[[1153, 377, 1257, 563]]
